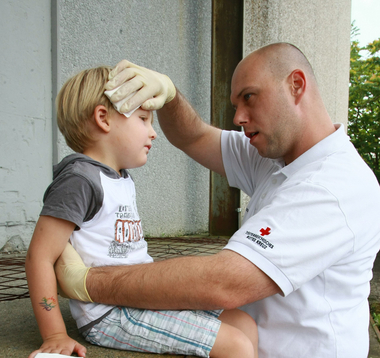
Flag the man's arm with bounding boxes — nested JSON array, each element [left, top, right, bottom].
[[157, 90, 226, 176], [25, 216, 86, 358], [57, 244, 280, 310]]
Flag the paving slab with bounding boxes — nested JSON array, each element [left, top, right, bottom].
[[2, 291, 380, 358], [1, 244, 380, 357], [0, 297, 188, 358]]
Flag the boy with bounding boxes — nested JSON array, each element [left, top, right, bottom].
[[25, 66, 258, 358]]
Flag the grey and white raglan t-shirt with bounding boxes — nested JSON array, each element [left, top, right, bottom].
[[41, 153, 153, 329]]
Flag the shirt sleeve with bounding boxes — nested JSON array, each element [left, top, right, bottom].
[[224, 179, 354, 296], [40, 173, 99, 228]]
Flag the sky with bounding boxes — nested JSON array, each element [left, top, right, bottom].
[[351, 0, 380, 46]]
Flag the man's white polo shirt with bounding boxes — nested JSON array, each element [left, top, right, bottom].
[[221, 124, 380, 358]]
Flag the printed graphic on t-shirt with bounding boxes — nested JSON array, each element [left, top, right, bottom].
[[108, 204, 147, 258]]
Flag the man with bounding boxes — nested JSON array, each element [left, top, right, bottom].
[[56, 43, 380, 357]]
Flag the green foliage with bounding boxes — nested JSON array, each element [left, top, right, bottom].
[[348, 24, 380, 183], [371, 302, 380, 326], [373, 312, 380, 327]]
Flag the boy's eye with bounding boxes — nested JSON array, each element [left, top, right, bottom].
[[244, 93, 252, 101]]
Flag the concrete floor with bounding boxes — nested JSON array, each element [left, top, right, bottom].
[[1, 297, 189, 358], [1, 241, 380, 357], [2, 294, 380, 358]]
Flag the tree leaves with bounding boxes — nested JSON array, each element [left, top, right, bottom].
[[348, 25, 380, 183]]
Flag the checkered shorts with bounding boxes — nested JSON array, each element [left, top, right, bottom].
[[83, 307, 222, 357]]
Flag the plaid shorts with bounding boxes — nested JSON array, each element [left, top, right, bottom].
[[83, 307, 222, 357]]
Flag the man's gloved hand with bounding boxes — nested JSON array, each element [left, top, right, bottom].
[[54, 243, 93, 302], [105, 60, 176, 113]]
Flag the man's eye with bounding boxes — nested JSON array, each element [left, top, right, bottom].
[[244, 93, 252, 101]]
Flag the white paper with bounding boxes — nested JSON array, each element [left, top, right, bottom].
[[35, 354, 74, 358]]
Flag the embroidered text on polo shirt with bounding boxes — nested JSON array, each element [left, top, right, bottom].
[[245, 230, 274, 250]]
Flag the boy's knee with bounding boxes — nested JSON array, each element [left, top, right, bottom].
[[211, 323, 255, 358], [230, 329, 255, 354]]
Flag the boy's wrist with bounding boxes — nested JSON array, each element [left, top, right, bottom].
[[41, 330, 68, 341]]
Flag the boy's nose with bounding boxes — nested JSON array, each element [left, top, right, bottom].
[[150, 127, 157, 139]]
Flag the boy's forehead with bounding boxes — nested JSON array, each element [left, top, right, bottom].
[[120, 107, 148, 118], [127, 108, 154, 121], [134, 108, 153, 116]]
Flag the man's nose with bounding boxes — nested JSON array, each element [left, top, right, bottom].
[[233, 108, 248, 127]]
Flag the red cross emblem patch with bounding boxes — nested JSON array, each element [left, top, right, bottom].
[[260, 227, 271, 236]]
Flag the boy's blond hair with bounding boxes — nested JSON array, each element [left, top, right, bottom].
[[56, 66, 117, 153]]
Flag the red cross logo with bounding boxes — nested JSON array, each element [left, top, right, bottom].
[[260, 227, 271, 236]]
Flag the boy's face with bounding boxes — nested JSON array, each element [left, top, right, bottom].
[[108, 108, 157, 171]]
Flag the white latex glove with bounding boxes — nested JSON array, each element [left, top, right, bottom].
[[104, 60, 176, 113], [54, 243, 93, 302]]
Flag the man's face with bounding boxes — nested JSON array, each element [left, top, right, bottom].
[[230, 54, 302, 164]]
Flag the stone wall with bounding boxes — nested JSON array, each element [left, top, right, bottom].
[[0, 0, 351, 251]]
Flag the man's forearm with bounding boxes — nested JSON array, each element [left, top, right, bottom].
[[86, 250, 280, 310], [157, 89, 205, 151], [157, 90, 226, 176]]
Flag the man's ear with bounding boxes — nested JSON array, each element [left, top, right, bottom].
[[288, 69, 306, 105], [93, 105, 111, 133]]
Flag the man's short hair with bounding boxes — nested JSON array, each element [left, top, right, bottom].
[[56, 66, 117, 153]]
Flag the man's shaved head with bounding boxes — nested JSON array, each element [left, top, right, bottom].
[[248, 42, 316, 84]]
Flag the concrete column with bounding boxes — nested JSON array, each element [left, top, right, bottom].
[[244, 0, 351, 125], [0, 1, 52, 251]]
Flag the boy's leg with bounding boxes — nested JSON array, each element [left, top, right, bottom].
[[219, 309, 258, 351], [83, 307, 222, 357], [210, 309, 258, 358]]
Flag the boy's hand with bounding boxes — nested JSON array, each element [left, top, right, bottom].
[[54, 243, 93, 302], [105, 60, 176, 113], [28, 333, 86, 358]]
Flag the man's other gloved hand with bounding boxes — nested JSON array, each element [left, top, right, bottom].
[[54, 243, 93, 302], [105, 60, 176, 113]]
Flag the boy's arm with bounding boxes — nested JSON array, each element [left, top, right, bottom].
[[25, 216, 86, 358]]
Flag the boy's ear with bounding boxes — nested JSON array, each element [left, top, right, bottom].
[[93, 105, 111, 133]]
